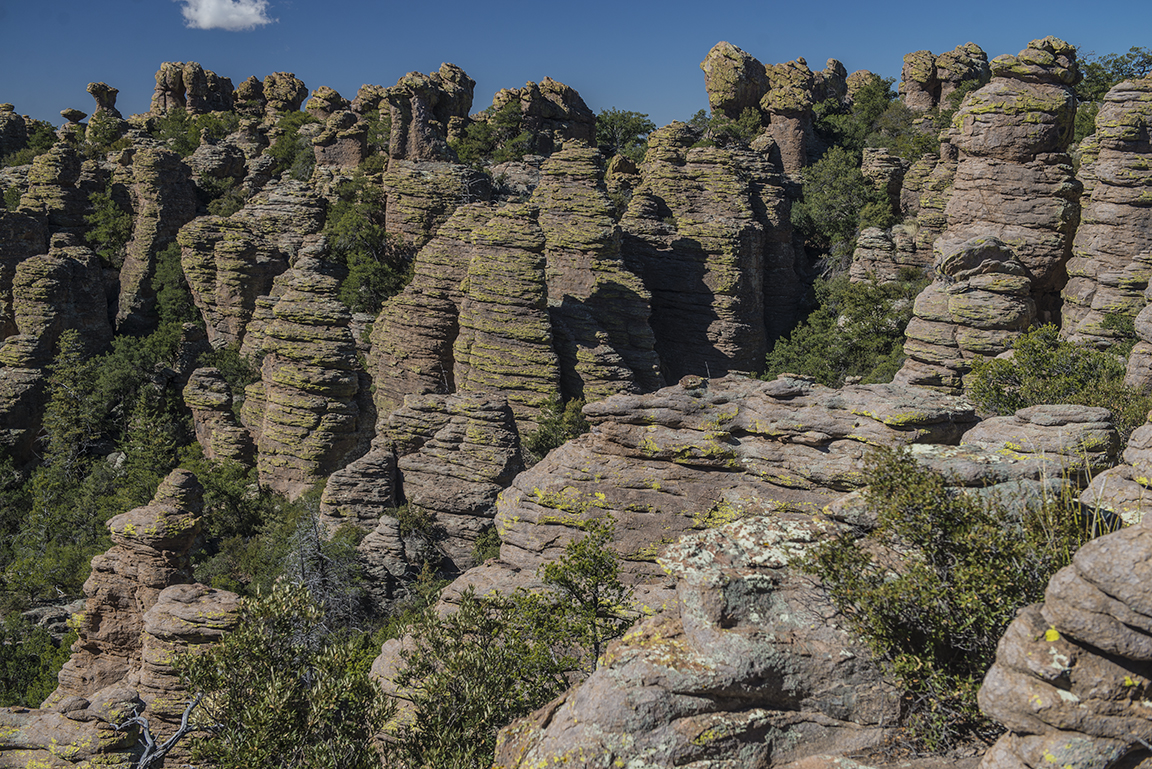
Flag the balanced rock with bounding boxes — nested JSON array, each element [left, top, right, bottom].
[[897, 236, 1036, 392], [701, 41, 770, 119], [262, 72, 308, 114], [1063, 77, 1152, 350], [899, 43, 991, 111], [937, 37, 1081, 320]]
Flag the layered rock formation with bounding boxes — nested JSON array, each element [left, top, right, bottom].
[[150, 61, 235, 114], [181, 179, 324, 348], [1079, 414, 1152, 525], [1062, 77, 1152, 349], [897, 237, 1036, 392], [935, 37, 1081, 322], [977, 524, 1152, 769], [899, 43, 991, 111], [240, 254, 372, 497], [483, 78, 596, 156], [451, 204, 561, 428], [115, 146, 198, 335], [620, 123, 802, 379], [183, 367, 255, 465], [15, 143, 89, 232], [0, 234, 112, 461]]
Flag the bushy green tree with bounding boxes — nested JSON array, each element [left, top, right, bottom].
[[763, 271, 928, 386], [266, 111, 320, 180], [522, 397, 589, 461], [384, 517, 636, 768], [596, 108, 656, 163], [85, 186, 133, 267], [790, 145, 895, 268], [149, 109, 242, 158], [968, 324, 1152, 440], [1, 119, 57, 168], [0, 614, 77, 707], [450, 101, 533, 166], [802, 447, 1103, 749], [687, 107, 762, 146], [324, 174, 412, 314], [179, 583, 388, 769]]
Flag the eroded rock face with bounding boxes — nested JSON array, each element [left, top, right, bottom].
[[312, 110, 367, 169], [262, 72, 308, 114], [493, 516, 902, 768], [937, 37, 1081, 321], [977, 524, 1152, 769], [484, 78, 596, 156], [240, 255, 371, 498], [849, 225, 922, 283], [701, 41, 770, 119], [900, 43, 991, 111], [0, 235, 112, 462], [183, 367, 254, 465], [0, 211, 49, 339], [15, 143, 88, 232], [382, 159, 491, 248], [620, 123, 801, 379], [451, 204, 561, 429], [48, 470, 203, 706], [897, 236, 1036, 392], [386, 64, 474, 163], [180, 179, 324, 348], [115, 146, 198, 335], [151, 61, 234, 114], [1080, 415, 1152, 525], [531, 144, 663, 401], [1063, 77, 1152, 350]]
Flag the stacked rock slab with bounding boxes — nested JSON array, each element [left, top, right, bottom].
[[530, 144, 663, 402], [369, 203, 494, 413], [181, 179, 324, 348], [240, 254, 371, 498], [15, 143, 87, 232], [262, 72, 308, 115], [455, 375, 978, 596], [183, 367, 255, 465], [849, 225, 921, 283], [385, 391, 523, 572], [115, 145, 198, 335], [1080, 414, 1152, 525], [47, 470, 203, 705], [899, 43, 991, 111], [493, 516, 902, 768], [150, 61, 234, 114], [0, 235, 112, 462], [0, 211, 48, 339], [620, 123, 800, 380], [452, 204, 561, 429], [897, 237, 1036, 392], [1062, 77, 1152, 349], [936, 37, 1081, 322], [977, 524, 1152, 769]]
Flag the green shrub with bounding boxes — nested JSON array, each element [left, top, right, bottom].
[[265, 111, 319, 180], [522, 397, 590, 461], [471, 526, 501, 563], [801, 447, 1103, 750], [2, 119, 57, 168], [383, 516, 635, 768], [596, 108, 656, 163], [3, 186, 19, 211], [149, 108, 241, 157], [791, 145, 895, 267], [687, 107, 762, 147], [198, 175, 246, 217], [85, 185, 133, 267], [968, 324, 1152, 440], [324, 174, 412, 314], [764, 270, 927, 386], [0, 614, 76, 707], [178, 583, 388, 769], [450, 100, 530, 166], [152, 243, 199, 325]]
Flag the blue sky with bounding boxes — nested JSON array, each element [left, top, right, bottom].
[[1, 0, 1149, 128]]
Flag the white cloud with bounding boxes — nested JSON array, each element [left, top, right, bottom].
[[177, 0, 275, 31]]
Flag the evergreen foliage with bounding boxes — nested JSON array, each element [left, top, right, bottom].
[[85, 185, 133, 267], [595, 108, 656, 163], [763, 271, 927, 386], [324, 173, 413, 314], [801, 447, 1104, 750], [521, 397, 590, 461], [687, 107, 762, 146], [0, 614, 76, 707], [968, 324, 1152, 441], [1, 119, 57, 167], [266, 111, 320, 180], [450, 101, 532, 166], [149, 108, 242, 158]]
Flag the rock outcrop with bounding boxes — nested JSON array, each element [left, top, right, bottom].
[[1062, 77, 1152, 349], [897, 237, 1036, 392], [1079, 413, 1152, 525], [935, 37, 1081, 323], [181, 179, 324, 348], [0, 211, 49, 339], [115, 146, 198, 335], [151, 61, 234, 114], [386, 64, 474, 163], [977, 524, 1152, 769], [240, 254, 371, 497], [899, 44, 991, 111], [0, 234, 112, 461], [262, 72, 308, 115], [620, 123, 801, 379], [483, 78, 596, 156], [15, 143, 88, 233], [849, 225, 922, 283], [183, 367, 255, 464], [493, 516, 902, 768], [451, 204, 561, 429]]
